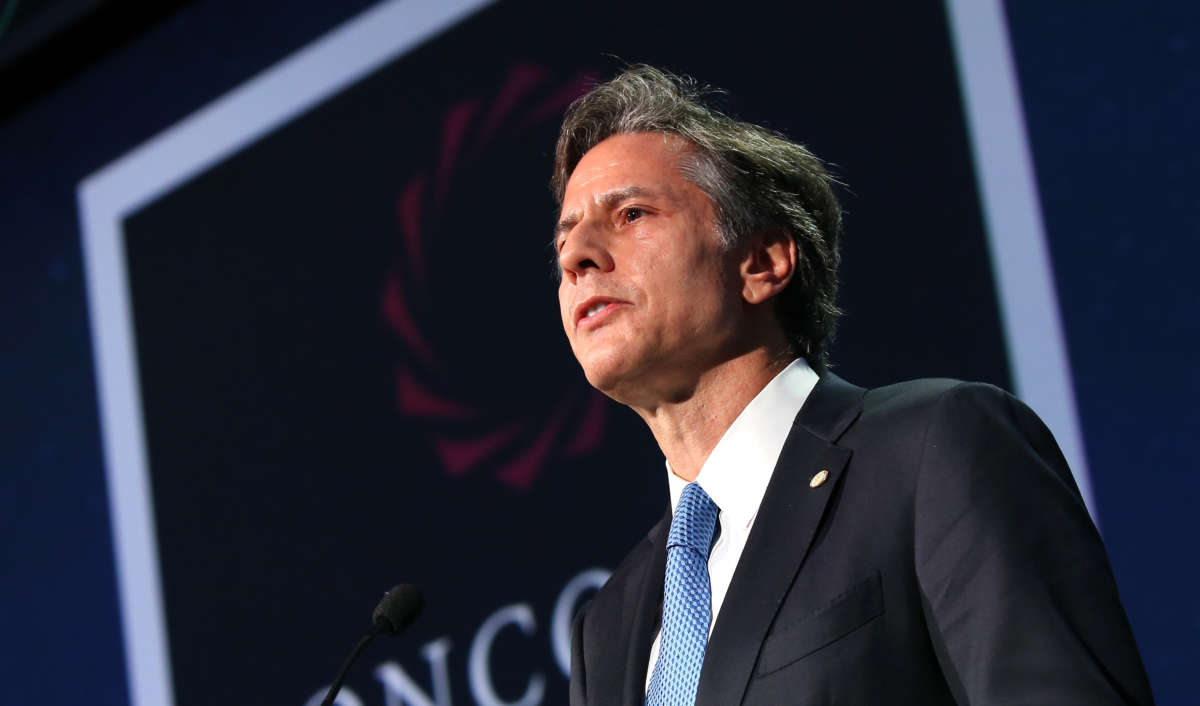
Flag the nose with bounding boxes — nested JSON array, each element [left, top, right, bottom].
[[558, 224, 614, 284]]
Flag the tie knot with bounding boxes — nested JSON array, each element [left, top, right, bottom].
[[668, 483, 719, 554]]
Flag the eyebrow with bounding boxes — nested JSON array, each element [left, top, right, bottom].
[[553, 185, 654, 247]]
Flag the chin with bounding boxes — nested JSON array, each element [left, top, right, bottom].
[[580, 363, 621, 395], [573, 340, 655, 402], [582, 364, 655, 411], [577, 352, 631, 395]]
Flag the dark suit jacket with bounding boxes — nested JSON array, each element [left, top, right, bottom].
[[570, 375, 1153, 705]]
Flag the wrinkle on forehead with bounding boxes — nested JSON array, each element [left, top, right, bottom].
[[564, 132, 691, 198]]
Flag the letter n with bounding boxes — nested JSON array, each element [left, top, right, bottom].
[[374, 637, 453, 706]]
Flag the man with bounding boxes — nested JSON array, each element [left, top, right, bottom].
[[553, 66, 1153, 705]]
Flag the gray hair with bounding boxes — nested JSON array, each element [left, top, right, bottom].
[[552, 65, 843, 371]]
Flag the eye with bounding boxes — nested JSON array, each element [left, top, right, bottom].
[[622, 207, 644, 224]]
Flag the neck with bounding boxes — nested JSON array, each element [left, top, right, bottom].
[[632, 348, 792, 482]]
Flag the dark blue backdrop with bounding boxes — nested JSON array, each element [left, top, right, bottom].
[[1, 1, 1196, 704]]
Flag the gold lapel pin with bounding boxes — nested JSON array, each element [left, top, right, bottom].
[[809, 469, 829, 488]]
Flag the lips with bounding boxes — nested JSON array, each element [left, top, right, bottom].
[[574, 296, 627, 330]]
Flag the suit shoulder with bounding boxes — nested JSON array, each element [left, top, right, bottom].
[[849, 378, 1036, 454], [861, 378, 1077, 507], [862, 378, 1018, 419], [607, 530, 658, 581], [588, 517, 664, 609]]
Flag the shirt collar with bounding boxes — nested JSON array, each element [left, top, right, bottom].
[[667, 358, 819, 529]]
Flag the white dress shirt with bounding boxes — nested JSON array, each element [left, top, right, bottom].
[[645, 358, 820, 689]]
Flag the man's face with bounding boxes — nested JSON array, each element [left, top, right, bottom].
[[556, 132, 747, 406]]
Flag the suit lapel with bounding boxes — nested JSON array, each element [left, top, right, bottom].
[[695, 374, 865, 706], [621, 511, 669, 706]]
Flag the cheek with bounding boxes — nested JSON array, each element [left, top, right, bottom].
[[557, 285, 571, 323]]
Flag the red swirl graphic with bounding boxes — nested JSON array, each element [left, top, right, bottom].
[[381, 62, 606, 490]]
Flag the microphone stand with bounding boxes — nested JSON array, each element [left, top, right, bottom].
[[320, 621, 386, 706]]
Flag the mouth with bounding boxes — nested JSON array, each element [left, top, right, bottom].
[[574, 296, 626, 330]]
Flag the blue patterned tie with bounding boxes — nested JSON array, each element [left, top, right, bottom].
[[646, 482, 719, 706]]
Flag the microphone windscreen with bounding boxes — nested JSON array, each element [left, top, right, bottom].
[[372, 584, 424, 635]]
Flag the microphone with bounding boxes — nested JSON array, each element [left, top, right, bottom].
[[320, 584, 424, 706], [373, 584, 424, 634]]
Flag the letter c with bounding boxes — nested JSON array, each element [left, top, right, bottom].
[[468, 603, 544, 706], [551, 568, 610, 676]]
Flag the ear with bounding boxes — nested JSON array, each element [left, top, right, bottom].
[[738, 228, 796, 305]]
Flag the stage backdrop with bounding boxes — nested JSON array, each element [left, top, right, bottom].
[[3, 0, 1194, 705], [75, 1, 1026, 704]]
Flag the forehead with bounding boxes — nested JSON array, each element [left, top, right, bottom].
[[562, 132, 692, 204]]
